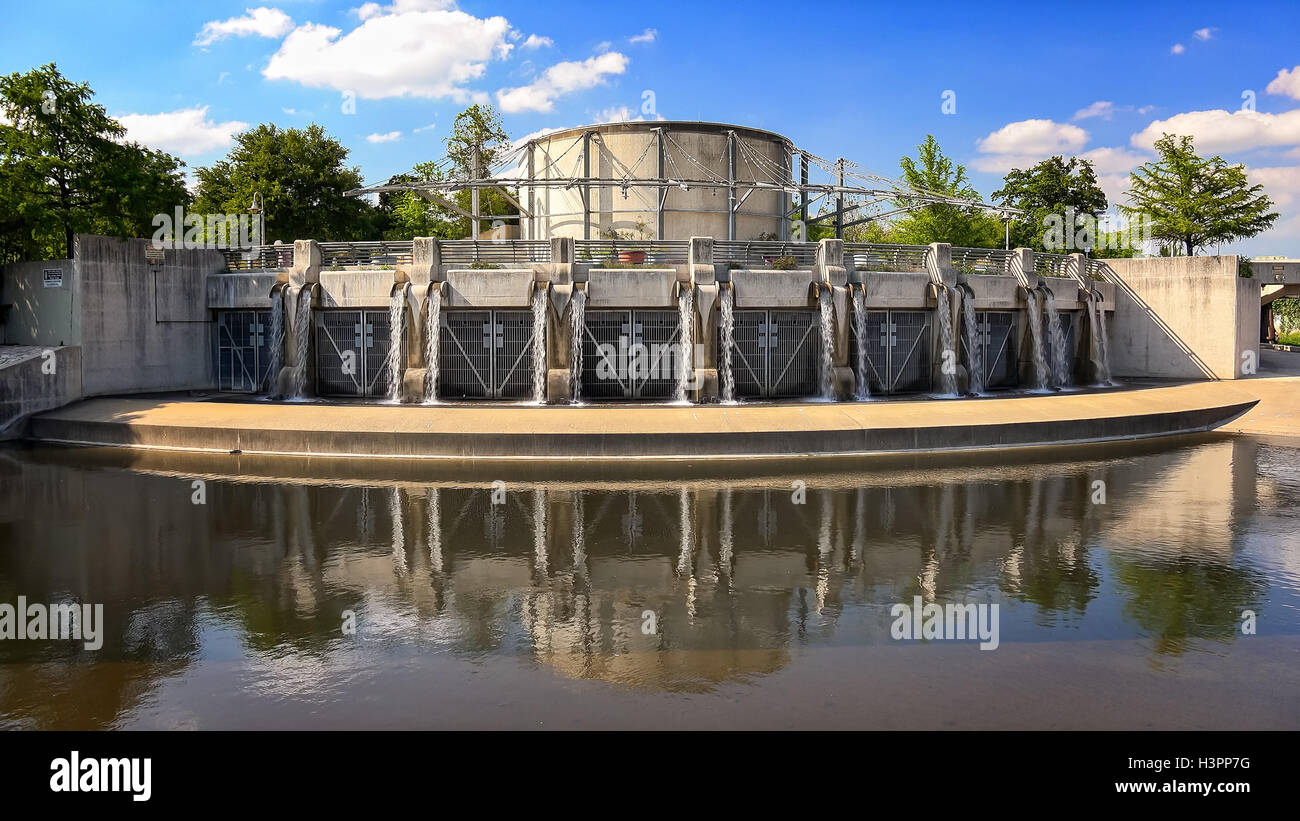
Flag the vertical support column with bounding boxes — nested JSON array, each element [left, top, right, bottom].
[[834, 158, 845, 239], [799, 155, 809, 240], [471, 146, 481, 239], [546, 236, 577, 403], [817, 238, 853, 398], [525, 144, 535, 241], [656, 127, 666, 240], [290, 239, 321, 288], [727, 130, 737, 241], [1009, 247, 1038, 290], [582, 131, 592, 240], [690, 237, 718, 401]]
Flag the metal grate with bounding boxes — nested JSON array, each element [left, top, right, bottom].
[[1043, 309, 1077, 384], [718, 309, 819, 398], [976, 311, 1017, 389], [314, 309, 401, 397], [849, 307, 932, 394], [214, 310, 274, 392], [581, 310, 680, 399], [437, 309, 539, 398]]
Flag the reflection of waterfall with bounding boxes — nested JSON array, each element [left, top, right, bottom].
[[387, 287, 406, 402], [818, 287, 835, 399], [1024, 290, 1050, 389], [289, 286, 312, 398], [532, 488, 547, 575], [266, 287, 284, 395], [531, 288, 547, 403], [852, 288, 870, 399], [423, 286, 441, 403], [390, 486, 407, 574], [572, 491, 587, 579], [961, 286, 983, 395], [720, 286, 735, 403], [1043, 288, 1071, 387], [674, 286, 695, 403], [719, 489, 733, 582], [426, 487, 442, 575], [1093, 296, 1112, 385], [936, 286, 958, 395], [816, 491, 832, 612], [569, 288, 585, 403]]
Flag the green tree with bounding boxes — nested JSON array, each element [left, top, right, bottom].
[[1124, 134, 1278, 256], [890, 135, 1002, 248], [193, 123, 374, 243], [993, 156, 1108, 252], [0, 63, 189, 261]]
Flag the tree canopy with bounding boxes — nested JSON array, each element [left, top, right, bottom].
[[0, 63, 189, 261], [193, 123, 376, 244], [889, 135, 1002, 248], [1124, 134, 1277, 255], [992, 155, 1108, 252]]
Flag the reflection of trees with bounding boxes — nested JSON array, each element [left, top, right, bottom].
[[1111, 558, 1265, 657]]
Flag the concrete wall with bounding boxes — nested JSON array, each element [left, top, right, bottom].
[[0, 346, 82, 437], [1, 258, 78, 346], [1105, 255, 1259, 379], [75, 235, 225, 395]]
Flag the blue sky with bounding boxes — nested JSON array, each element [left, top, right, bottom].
[[3, 0, 1299, 254]]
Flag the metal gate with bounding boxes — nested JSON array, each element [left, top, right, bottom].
[[975, 311, 1018, 389], [215, 309, 274, 392], [719, 309, 820, 398], [315, 309, 403, 397], [850, 309, 932, 394], [582, 310, 680, 399], [438, 309, 538, 399]]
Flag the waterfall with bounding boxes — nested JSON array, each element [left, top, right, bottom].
[[818, 287, 835, 399], [720, 285, 735, 403], [852, 288, 870, 399], [961, 286, 983, 395], [386, 286, 406, 402], [1094, 296, 1112, 385], [423, 286, 441, 403], [531, 286, 547, 403], [569, 288, 585, 403], [673, 286, 695, 403], [265, 287, 284, 396], [1023, 289, 1050, 389], [1042, 287, 1071, 387], [289, 286, 312, 398], [936, 286, 958, 396]]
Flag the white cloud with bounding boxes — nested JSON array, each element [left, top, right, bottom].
[[1193, 27, 1216, 41], [1131, 108, 1300, 153], [1266, 66, 1300, 100], [263, 6, 511, 100], [1170, 43, 1186, 55], [366, 131, 402, 143], [1073, 101, 1115, 121], [116, 106, 248, 157], [594, 41, 612, 53], [195, 7, 294, 47], [496, 51, 629, 114], [629, 28, 657, 44], [976, 119, 1088, 157], [1248, 165, 1300, 209], [1079, 146, 1150, 174], [594, 105, 664, 123], [522, 34, 552, 49], [412, 122, 437, 133]]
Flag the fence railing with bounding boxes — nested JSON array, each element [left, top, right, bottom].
[[575, 239, 688, 265], [219, 245, 293, 271], [713, 240, 818, 267], [844, 243, 930, 273], [320, 241, 414, 268], [1034, 252, 1072, 278], [440, 239, 551, 265], [951, 247, 1014, 275], [1085, 258, 1112, 281]]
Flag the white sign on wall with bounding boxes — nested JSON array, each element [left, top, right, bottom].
[[42, 268, 63, 288]]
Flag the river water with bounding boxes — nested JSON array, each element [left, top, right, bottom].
[[1, 434, 1297, 729]]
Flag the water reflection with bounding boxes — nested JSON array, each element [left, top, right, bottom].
[[0, 435, 1297, 729]]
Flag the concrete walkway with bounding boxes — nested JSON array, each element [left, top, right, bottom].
[[27, 381, 1260, 461], [1224, 348, 1300, 437]]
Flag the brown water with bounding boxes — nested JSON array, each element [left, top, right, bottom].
[[1, 435, 1298, 730]]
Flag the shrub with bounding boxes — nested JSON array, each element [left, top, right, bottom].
[[468, 260, 498, 269], [771, 256, 798, 270], [1278, 331, 1300, 346]]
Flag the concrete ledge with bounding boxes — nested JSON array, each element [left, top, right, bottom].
[[27, 383, 1257, 461]]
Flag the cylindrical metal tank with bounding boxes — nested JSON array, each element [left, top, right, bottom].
[[525, 121, 792, 241]]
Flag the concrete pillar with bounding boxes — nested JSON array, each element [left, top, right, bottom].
[[688, 237, 719, 400], [1067, 252, 1092, 296], [926, 242, 955, 288], [546, 237, 577, 402], [290, 240, 321, 287], [406, 237, 440, 286], [817, 239, 853, 396], [1009, 247, 1038, 290]]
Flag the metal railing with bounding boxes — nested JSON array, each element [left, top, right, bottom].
[[713, 240, 817, 267], [1034, 252, 1071, 278], [1085, 258, 1112, 281], [951, 247, 1014, 275], [844, 243, 930, 273], [440, 239, 551, 266], [575, 239, 688, 265], [320, 241, 414, 268], [219, 245, 293, 271]]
